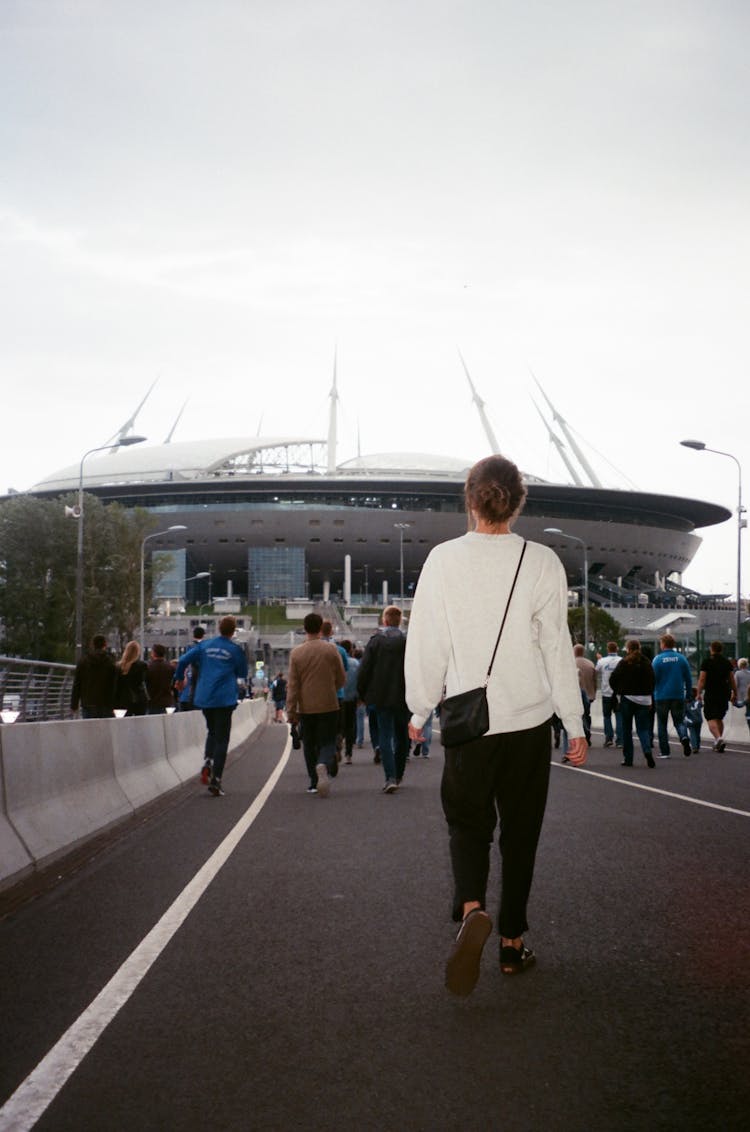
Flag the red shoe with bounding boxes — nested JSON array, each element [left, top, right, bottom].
[[200, 762, 211, 785]]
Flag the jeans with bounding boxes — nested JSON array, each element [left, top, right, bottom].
[[355, 703, 366, 745], [375, 706, 410, 782], [440, 718, 551, 938], [299, 710, 339, 787], [202, 706, 236, 781], [655, 698, 688, 755], [601, 694, 623, 745], [619, 699, 652, 764], [419, 711, 433, 756], [367, 705, 380, 751]]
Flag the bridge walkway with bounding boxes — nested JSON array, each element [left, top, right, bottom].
[[1, 715, 748, 1131]]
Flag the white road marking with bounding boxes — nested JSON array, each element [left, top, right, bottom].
[[554, 762, 750, 818], [0, 741, 291, 1132]]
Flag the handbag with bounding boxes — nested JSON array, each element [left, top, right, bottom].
[[439, 541, 527, 748]]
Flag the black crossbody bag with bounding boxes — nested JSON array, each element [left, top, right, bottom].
[[439, 541, 527, 748]]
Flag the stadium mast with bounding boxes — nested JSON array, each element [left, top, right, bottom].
[[531, 399, 584, 486], [327, 349, 339, 475], [458, 349, 500, 454], [105, 378, 158, 452], [164, 399, 188, 444], [531, 373, 603, 488]]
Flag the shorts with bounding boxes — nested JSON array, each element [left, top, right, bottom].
[[702, 696, 728, 722]]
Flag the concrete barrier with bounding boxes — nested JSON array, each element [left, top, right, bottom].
[[164, 708, 209, 783], [2, 718, 133, 870], [0, 727, 34, 889], [111, 714, 181, 810], [0, 700, 270, 892]]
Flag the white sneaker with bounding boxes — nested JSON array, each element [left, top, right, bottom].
[[315, 763, 330, 797]]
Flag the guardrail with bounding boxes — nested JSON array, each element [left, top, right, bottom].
[[0, 657, 75, 722]]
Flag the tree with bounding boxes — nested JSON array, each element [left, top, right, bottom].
[[0, 495, 168, 661], [567, 606, 623, 654]]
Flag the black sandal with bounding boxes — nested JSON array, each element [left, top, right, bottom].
[[499, 942, 536, 975]]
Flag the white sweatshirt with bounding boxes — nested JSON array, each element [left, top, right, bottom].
[[404, 531, 584, 739]]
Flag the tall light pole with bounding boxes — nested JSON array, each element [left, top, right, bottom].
[[394, 522, 410, 602], [681, 439, 745, 653], [73, 436, 146, 661], [140, 525, 187, 649], [185, 571, 210, 610], [545, 527, 589, 652]]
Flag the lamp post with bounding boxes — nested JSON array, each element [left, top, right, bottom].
[[140, 525, 187, 649], [73, 436, 146, 661], [394, 522, 410, 602], [681, 439, 745, 653], [545, 527, 589, 651]]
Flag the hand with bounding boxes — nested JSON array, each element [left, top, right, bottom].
[[565, 736, 588, 766], [408, 721, 425, 742]]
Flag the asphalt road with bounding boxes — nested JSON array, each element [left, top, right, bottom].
[[1, 714, 749, 1132]]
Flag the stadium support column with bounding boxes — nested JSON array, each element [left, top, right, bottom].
[[382, 580, 388, 606], [344, 555, 351, 604]]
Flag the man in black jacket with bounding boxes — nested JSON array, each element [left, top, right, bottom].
[[357, 606, 409, 793], [70, 634, 117, 719]]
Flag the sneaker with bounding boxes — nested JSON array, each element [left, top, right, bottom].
[[681, 737, 692, 757], [328, 758, 338, 779], [208, 779, 225, 796], [422, 752, 430, 759], [200, 761, 212, 785], [382, 779, 398, 793], [499, 941, 536, 976], [307, 786, 318, 794], [716, 739, 726, 752], [645, 753, 655, 768], [657, 754, 670, 759], [604, 739, 613, 748], [445, 909, 492, 996], [344, 756, 352, 765], [315, 763, 330, 797]]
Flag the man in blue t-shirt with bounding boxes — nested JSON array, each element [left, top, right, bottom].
[[175, 615, 248, 795], [652, 632, 693, 758]]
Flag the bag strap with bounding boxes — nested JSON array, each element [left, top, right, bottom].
[[483, 541, 527, 688]]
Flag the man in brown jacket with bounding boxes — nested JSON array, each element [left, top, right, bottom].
[[287, 612, 346, 796]]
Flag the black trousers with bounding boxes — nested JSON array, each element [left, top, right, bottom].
[[202, 706, 236, 781], [440, 718, 552, 939]]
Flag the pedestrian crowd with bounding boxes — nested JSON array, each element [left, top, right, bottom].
[[68, 453, 748, 1002]]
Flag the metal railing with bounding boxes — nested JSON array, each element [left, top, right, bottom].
[[0, 657, 75, 723]]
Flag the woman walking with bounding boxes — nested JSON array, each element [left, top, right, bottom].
[[405, 454, 587, 997], [609, 640, 655, 768], [115, 641, 149, 717]]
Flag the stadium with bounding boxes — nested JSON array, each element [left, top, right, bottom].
[[25, 376, 730, 621]]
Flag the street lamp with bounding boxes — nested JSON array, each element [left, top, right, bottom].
[[140, 525, 187, 648], [681, 439, 745, 653], [73, 436, 146, 660], [545, 527, 589, 651], [394, 522, 411, 602]]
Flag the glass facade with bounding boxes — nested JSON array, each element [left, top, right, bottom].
[[248, 546, 306, 601], [153, 548, 187, 599]]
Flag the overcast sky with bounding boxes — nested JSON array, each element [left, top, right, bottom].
[[1, 0, 747, 595]]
